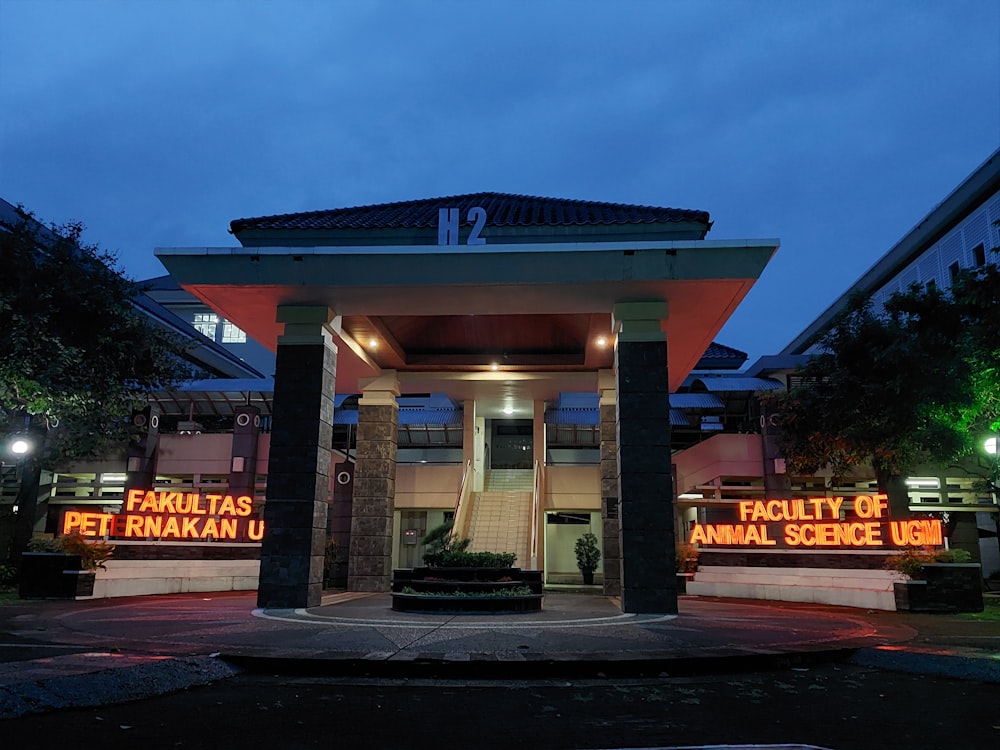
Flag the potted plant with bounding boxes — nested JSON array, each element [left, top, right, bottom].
[[887, 546, 983, 613], [675, 542, 699, 594], [574, 532, 601, 585], [19, 532, 114, 599]]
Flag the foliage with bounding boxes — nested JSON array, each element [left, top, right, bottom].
[[885, 546, 973, 580], [676, 542, 699, 573], [26, 536, 62, 552], [768, 260, 1000, 513], [399, 585, 533, 598], [435, 550, 516, 568], [25, 532, 115, 570], [0, 563, 16, 587], [0, 208, 198, 468], [421, 520, 472, 566], [574, 532, 601, 573]]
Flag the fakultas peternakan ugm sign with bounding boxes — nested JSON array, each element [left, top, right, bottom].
[[688, 494, 943, 549], [62, 489, 265, 542]]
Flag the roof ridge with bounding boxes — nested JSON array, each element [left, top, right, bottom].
[[231, 192, 710, 235]]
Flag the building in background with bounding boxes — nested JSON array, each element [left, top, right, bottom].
[[7, 148, 997, 611]]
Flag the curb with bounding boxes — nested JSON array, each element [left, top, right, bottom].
[[850, 646, 1000, 684], [0, 655, 242, 720]]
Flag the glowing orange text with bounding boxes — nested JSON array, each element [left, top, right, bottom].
[[62, 489, 264, 542], [689, 495, 942, 550]]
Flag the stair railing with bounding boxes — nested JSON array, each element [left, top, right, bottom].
[[530, 459, 541, 569], [452, 458, 473, 540]]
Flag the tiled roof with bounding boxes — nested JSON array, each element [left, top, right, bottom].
[[699, 342, 747, 363], [230, 192, 710, 234]]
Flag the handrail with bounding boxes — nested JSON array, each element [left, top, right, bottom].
[[452, 459, 473, 540], [530, 459, 541, 569]]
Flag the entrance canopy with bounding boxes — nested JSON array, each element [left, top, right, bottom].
[[155, 193, 778, 410]]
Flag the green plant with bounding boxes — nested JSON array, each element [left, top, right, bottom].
[[574, 532, 601, 574], [30, 532, 116, 570], [422, 521, 472, 566], [886, 547, 972, 580], [937, 548, 972, 564], [57, 532, 115, 571], [437, 550, 516, 568], [26, 536, 62, 552], [676, 542, 699, 574], [0, 563, 17, 587], [400, 585, 533, 598]]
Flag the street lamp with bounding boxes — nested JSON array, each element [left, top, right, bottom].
[[10, 438, 31, 456], [985, 436, 998, 458]]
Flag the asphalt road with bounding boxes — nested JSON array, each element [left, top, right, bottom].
[[3, 662, 999, 749]]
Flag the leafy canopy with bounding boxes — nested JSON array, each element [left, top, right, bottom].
[[0, 209, 196, 465], [769, 259, 1000, 489]]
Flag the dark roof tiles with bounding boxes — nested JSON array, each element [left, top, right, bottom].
[[231, 192, 709, 234]]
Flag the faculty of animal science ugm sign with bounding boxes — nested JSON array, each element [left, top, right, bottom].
[[688, 495, 943, 549]]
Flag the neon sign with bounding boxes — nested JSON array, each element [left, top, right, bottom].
[[62, 489, 265, 542], [689, 495, 943, 549]]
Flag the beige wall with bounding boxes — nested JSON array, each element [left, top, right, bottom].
[[394, 464, 464, 509], [156, 434, 234, 475], [673, 433, 763, 494], [544, 465, 600, 510]]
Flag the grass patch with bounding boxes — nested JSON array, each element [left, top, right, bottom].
[[959, 596, 1000, 622]]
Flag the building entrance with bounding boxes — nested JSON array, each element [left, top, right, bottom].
[[490, 419, 533, 469]]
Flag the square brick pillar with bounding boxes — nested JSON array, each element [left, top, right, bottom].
[[348, 372, 400, 592], [598, 370, 621, 597], [257, 306, 336, 609], [613, 302, 677, 614]]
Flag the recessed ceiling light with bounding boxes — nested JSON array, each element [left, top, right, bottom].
[[502, 407, 514, 415], [368, 338, 378, 349], [596, 336, 607, 347], [490, 363, 499, 371]]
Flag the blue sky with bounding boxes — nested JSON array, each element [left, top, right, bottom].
[[2, 0, 998, 364]]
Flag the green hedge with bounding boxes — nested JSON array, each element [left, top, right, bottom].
[[424, 550, 517, 568]]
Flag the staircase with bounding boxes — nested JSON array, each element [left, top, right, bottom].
[[465, 470, 534, 567]]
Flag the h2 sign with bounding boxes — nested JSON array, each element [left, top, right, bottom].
[[438, 207, 487, 246]]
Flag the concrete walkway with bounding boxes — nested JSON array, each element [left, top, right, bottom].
[[1, 590, 997, 718]]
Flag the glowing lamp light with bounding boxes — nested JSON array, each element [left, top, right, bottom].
[[10, 439, 30, 455], [985, 436, 998, 456], [502, 407, 514, 415], [596, 336, 607, 347], [490, 363, 499, 371], [368, 338, 378, 349]]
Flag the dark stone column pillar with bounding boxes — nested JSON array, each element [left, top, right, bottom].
[[599, 370, 621, 597], [612, 302, 677, 614], [348, 373, 399, 592], [229, 404, 261, 499], [257, 307, 336, 609]]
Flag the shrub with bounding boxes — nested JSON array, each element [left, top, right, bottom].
[[422, 520, 472, 566], [574, 532, 601, 573], [27, 532, 115, 570], [437, 550, 516, 568], [676, 542, 699, 573], [886, 547, 973, 580], [0, 563, 17, 587]]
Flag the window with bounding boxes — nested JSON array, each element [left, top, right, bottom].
[[221, 321, 247, 344], [948, 261, 961, 284], [973, 243, 986, 267], [193, 312, 218, 339]]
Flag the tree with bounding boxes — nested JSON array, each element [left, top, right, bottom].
[[0, 208, 196, 560], [768, 259, 1000, 517]]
